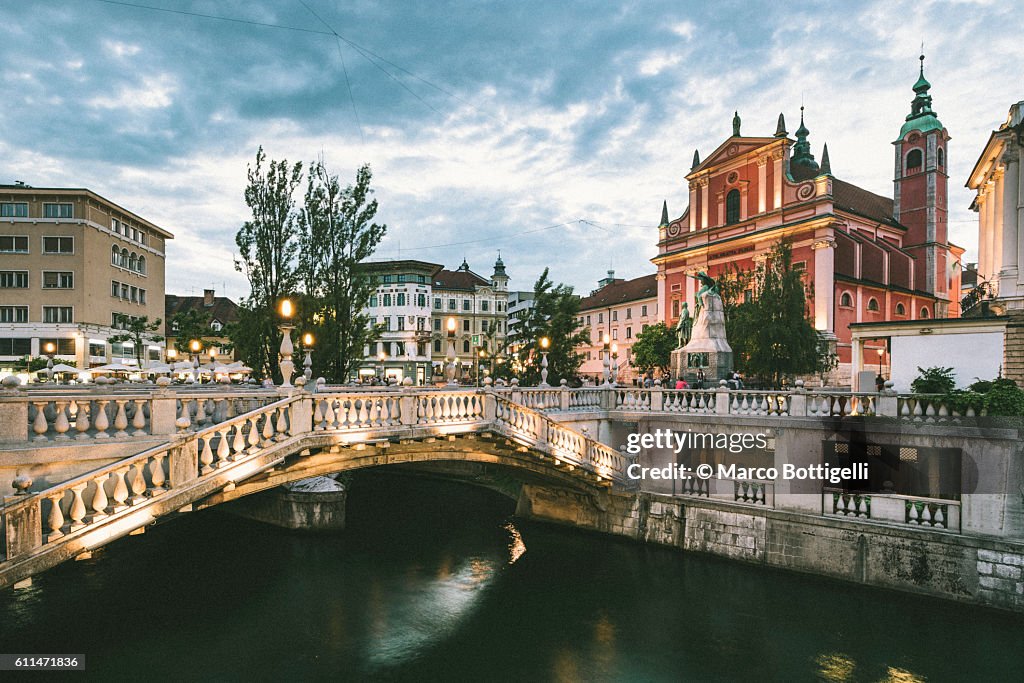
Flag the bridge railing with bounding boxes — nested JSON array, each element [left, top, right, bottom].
[[823, 488, 962, 532]]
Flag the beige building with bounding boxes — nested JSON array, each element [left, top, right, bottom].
[[577, 271, 658, 384], [430, 256, 510, 381], [0, 183, 172, 373]]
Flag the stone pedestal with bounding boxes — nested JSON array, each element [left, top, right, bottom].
[[669, 288, 733, 384], [671, 347, 733, 385]]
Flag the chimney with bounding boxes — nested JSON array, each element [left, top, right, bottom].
[[203, 289, 215, 307]]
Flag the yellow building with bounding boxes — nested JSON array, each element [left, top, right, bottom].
[[0, 183, 172, 372]]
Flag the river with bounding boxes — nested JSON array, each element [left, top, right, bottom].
[[2, 472, 1022, 681]]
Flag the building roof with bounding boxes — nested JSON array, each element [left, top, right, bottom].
[[0, 184, 174, 238], [831, 178, 903, 229], [578, 273, 658, 311], [434, 268, 490, 291], [165, 294, 240, 327], [360, 259, 443, 276]]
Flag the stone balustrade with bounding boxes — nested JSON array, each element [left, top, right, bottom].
[[824, 488, 962, 532]]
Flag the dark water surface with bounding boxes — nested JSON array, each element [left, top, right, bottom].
[[2, 472, 1022, 682]]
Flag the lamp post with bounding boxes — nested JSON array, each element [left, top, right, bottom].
[[610, 342, 619, 386], [539, 336, 550, 387], [43, 341, 55, 382], [445, 317, 458, 385], [278, 298, 295, 388], [601, 333, 611, 386], [378, 350, 387, 384], [877, 346, 885, 387], [189, 339, 201, 383], [302, 333, 314, 382]]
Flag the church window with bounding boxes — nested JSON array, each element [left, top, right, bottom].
[[920, 306, 930, 319], [895, 302, 906, 316], [937, 148, 944, 168], [726, 189, 741, 225], [905, 149, 923, 173], [867, 297, 880, 312]]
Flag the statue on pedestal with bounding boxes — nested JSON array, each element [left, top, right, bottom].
[[691, 271, 719, 323], [671, 271, 732, 383], [675, 302, 692, 349]]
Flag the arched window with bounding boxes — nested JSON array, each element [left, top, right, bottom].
[[120, 248, 129, 268], [462, 340, 470, 353], [111, 245, 119, 265], [138, 255, 146, 274], [906, 148, 923, 173], [839, 292, 853, 307], [895, 302, 906, 316], [129, 252, 138, 272], [725, 189, 741, 225], [937, 148, 944, 168], [920, 307, 930, 319], [867, 297, 880, 312]]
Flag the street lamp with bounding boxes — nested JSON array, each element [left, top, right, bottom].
[[539, 336, 550, 387], [601, 333, 611, 386], [877, 346, 885, 387], [302, 332, 314, 381], [610, 342, 619, 386], [43, 341, 56, 381], [278, 298, 295, 388], [445, 317, 457, 385], [378, 349, 387, 383], [476, 347, 488, 387], [189, 339, 201, 383]]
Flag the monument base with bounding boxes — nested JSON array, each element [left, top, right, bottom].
[[670, 348, 733, 387]]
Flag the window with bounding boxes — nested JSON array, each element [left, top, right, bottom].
[[121, 283, 129, 299], [920, 307, 930, 319], [396, 293, 406, 306], [625, 308, 631, 319], [0, 306, 28, 323], [1, 203, 28, 218], [641, 305, 648, 317], [895, 302, 906, 316], [598, 313, 604, 324], [43, 306, 73, 323], [416, 275, 426, 284], [89, 341, 105, 357], [463, 299, 470, 311], [0, 235, 29, 253], [726, 189, 741, 224], [434, 318, 441, 331], [463, 319, 470, 332], [586, 315, 591, 325], [867, 298, 880, 312], [481, 300, 489, 312], [383, 294, 392, 307], [112, 245, 120, 265], [138, 255, 146, 274], [612, 310, 618, 321], [397, 274, 407, 283], [496, 322, 502, 332], [397, 317, 405, 331], [43, 203, 73, 219], [40, 338, 75, 355], [382, 275, 393, 284], [395, 342, 405, 356], [148, 348, 160, 361], [112, 280, 119, 297], [208, 318, 220, 330], [626, 326, 632, 339], [417, 293, 426, 307], [612, 329, 618, 340], [906, 148, 923, 173], [129, 253, 138, 272], [383, 317, 391, 331], [42, 271, 74, 289], [121, 248, 129, 266], [370, 295, 378, 307], [840, 292, 853, 308], [434, 297, 441, 310], [112, 218, 122, 234], [434, 339, 441, 353], [671, 300, 679, 317], [448, 299, 456, 310], [937, 148, 944, 168], [42, 236, 74, 254], [0, 338, 32, 356], [0, 271, 28, 288], [463, 340, 470, 353]]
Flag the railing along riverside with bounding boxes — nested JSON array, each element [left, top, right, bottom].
[[23, 395, 155, 441], [517, 388, 563, 411], [312, 393, 404, 430], [805, 392, 876, 417], [726, 390, 791, 417], [661, 389, 716, 414], [567, 388, 602, 411], [896, 394, 979, 422], [493, 395, 629, 484], [175, 394, 282, 432], [1, 395, 300, 567], [823, 488, 961, 532], [614, 388, 652, 411]]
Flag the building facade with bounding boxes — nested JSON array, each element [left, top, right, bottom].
[[165, 288, 240, 363], [429, 257, 509, 382], [651, 58, 962, 385], [505, 290, 535, 340], [359, 260, 441, 384], [577, 271, 658, 384], [0, 183, 172, 374]]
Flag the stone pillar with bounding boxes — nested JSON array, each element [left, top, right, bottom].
[[993, 169, 1005, 288], [399, 392, 418, 426], [773, 150, 784, 210], [851, 337, 864, 391], [982, 185, 995, 283], [149, 390, 178, 435], [812, 237, 835, 333], [757, 156, 767, 214], [0, 394, 29, 443], [715, 385, 730, 415], [288, 396, 313, 437], [699, 178, 709, 229], [688, 182, 697, 232], [1000, 153, 1019, 292]]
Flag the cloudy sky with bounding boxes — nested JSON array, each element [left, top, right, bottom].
[[1, 0, 1020, 300]]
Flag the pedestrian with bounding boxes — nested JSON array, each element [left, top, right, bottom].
[[696, 368, 705, 390], [675, 376, 687, 390], [875, 374, 885, 392]]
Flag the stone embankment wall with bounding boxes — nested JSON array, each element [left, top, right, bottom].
[[516, 484, 1024, 613]]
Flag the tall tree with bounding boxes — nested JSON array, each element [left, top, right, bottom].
[[630, 322, 675, 376], [232, 147, 303, 381], [298, 160, 386, 381], [726, 240, 820, 387], [508, 269, 590, 385], [107, 315, 163, 367]]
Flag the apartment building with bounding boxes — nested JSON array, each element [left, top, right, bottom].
[[0, 183, 172, 373], [577, 271, 658, 384], [165, 288, 240, 363]]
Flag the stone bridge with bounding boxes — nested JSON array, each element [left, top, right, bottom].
[[0, 387, 626, 590]]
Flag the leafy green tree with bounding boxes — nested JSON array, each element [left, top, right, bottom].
[[232, 147, 303, 381], [297, 160, 387, 382], [630, 322, 675, 376], [168, 309, 215, 353], [507, 269, 590, 385], [910, 366, 956, 394], [726, 240, 820, 387], [107, 316, 164, 367]]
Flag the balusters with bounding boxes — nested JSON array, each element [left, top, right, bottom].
[[46, 491, 65, 541], [129, 462, 147, 503], [111, 467, 130, 512], [132, 399, 148, 435], [52, 401, 71, 440], [68, 483, 88, 531], [262, 411, 275, 441], [275, 406, 289, 440], [216, 427, 232, 467], [148, 453, 166, 495], [32, 401, 49, 441], [88, 475, 109, 522], [113, 400, 129, 437], [199, 435, 215, 474], [247, 415, 261, 450], [94, 400, 111, 438], [313, 399, 325, 430], [74, 401, 91, 439]]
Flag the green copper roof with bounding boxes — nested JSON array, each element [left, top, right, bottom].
[[900, 54, 943, 137], [900, 113, 943, 138]]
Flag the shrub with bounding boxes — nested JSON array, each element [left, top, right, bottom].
[[910, 366, 956, 395], [982, 384, 1024, 416], [944, 390, 985, 416], [968, 379, 994, 394]]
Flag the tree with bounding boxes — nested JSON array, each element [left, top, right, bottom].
[[232, 147, 303, 381], [297, 160, 387, 381], [630, 322, 675, 376], [107, 316, 164, 367], [507, 269, 590, 385], [725, 240, 821, 387], [167, 308, 214, 353]]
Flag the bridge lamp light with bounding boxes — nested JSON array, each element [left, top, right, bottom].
[[540, 336, 550, 350], [446, 317, 457, 337], [877, 346, 885, 376], [190, 339, 201, 353], [303, 332, 315, 348], [539, 337, 551, 387], [278, 298, 294, 320], [44, 342, 56, 354]]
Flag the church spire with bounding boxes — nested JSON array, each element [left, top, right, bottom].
[[691, 149, 700, 169], [899, 52, 943, 138], [659, 200, 669, 227], [790, 106, 819, 175], [820, 143, 831, 175], [774, 112, 788, 137]]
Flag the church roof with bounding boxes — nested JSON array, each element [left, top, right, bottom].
[[578, 273, 658, 311], [831, 178, 904, 229]]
